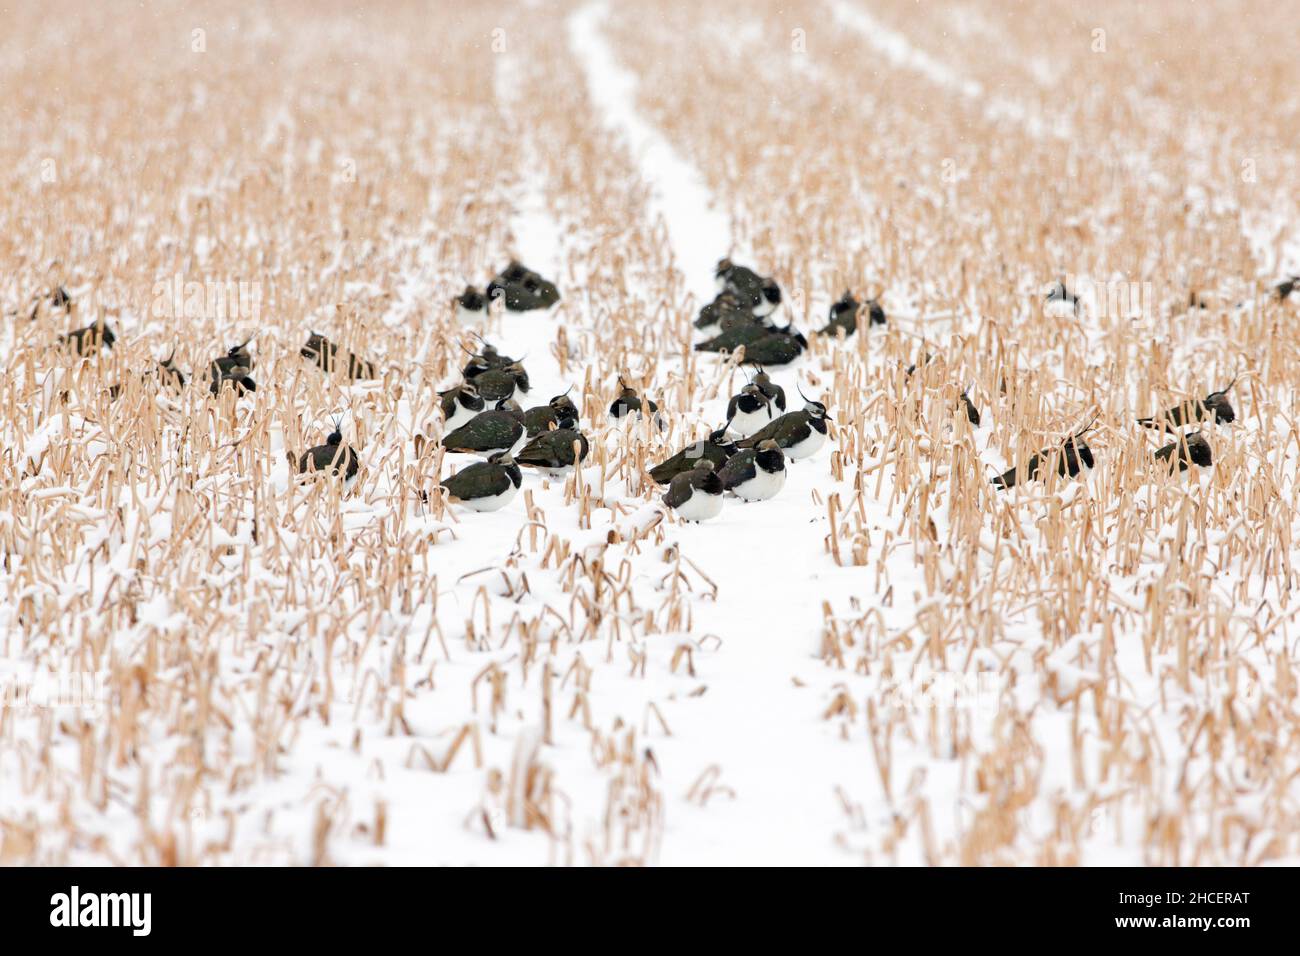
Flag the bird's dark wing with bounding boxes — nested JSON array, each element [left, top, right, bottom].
[[717, 450, 757, 490], [441, 462, 512, 499], [662, 472, 696, 509], [443, 413, 521, 452]]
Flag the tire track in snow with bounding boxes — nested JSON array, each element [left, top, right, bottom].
[[567, 0, 731, 301], [829, 0, 1070, 141], [569, 0, 869, 865], [493, 48, 567, 284]]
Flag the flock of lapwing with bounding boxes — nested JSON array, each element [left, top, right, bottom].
[[33, 258, 1262, 519]]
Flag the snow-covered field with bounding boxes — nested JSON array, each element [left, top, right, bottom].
[[2, 0, 1300, 866]]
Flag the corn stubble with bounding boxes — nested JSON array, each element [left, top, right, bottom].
[[2, 0, 1299, 866]]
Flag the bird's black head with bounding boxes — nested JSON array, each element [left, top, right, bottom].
[[550, 394, 580, 420], [503, 261, 527, 282], [488, 451, 515, 466], [100, 325, 117, 347], [1069, 437, 1094, 471], [761, 280, 781, 305], [1205, 392, 1235, 423], [1187, 433, 1213, 467], [327, 430, 342, 446], [803, 399, 829, 420], [831, 291, 858, 316], [715, 257, 733, 276]]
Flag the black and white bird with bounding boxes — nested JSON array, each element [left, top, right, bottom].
[[736, 391, 831, 460], [696, 322, 779, 354], [992, 425, 1095, 490], [521, 392, 580, 437], [662, 460, 724, 522], [442, 401, 527, 457], [725, 383, 776, 437], [462, 341, 518, 379], [649, 428, 738, 485], [469, 362, 530, 404], [715, 258, 782, 317], [752, 369, 786, 414], [694, 291, 749, 333], [609, 379, 663, 428], [294, 420, 360, 488], [717, 439, 786, 501], [440, 452, 522, 511], [211, 338, 254, 378], [1138, 381, 1236, 429], [820, 290, 885, 336], [301, 333, 375, 379], [210, 364, 256, 396], [454, 286, 489, 324], [1154, 432, 1212, 473], [516, 417, 589, 474], [158, 349, 186, 390], [960, 389, 981, 427], [439, 382, 486, 432], [486, 261, 561, 312], [1273, 276, 1299, 302], [738, 325, 807, 366], [1045, 279, 1079, 317], [60, 321, 116, 355]]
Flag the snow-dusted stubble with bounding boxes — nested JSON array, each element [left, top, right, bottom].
[[880, 669, 1002, 718], [1052, 273, 1154, 322], [151, 273, 262, 323], [0, 666, 106, 716]]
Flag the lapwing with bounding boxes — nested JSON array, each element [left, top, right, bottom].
[[158, 349, 186, 390], [210, 364, 256, 396], [211, 337, 254, 378], [294, 419, 360, 487], [439, 382, 486, 432], [960, 390, 981, 426], [715, 258, 764, 300], [992, 423, 1095, 490], [1154, 432, 1212, 473], [694, 291, 749, 332], [662, 460, 724, 522], [717, 439, 786, 501], [696, 322, 778, 354], [725, 383, 776, 437], [440, 452, 522, 512], [736, 389, 830, 460], [59, 321, 115, 355], [300, 333, 375, 379], [1273, 276, 1299, 301], [516, 417, 589, 473], [1138, 380, 1236, 429], [738, 325, 807, 367], [1045, 279, 1079, 317], [521, 391, 580, 437], [454, 285, 489, 324], [468, 362, 530, 405], [752, 369, 786, 413], [462, 340, 518, 379], [820, 290, 885, 336], [609, 379, 663, 428], [649, 428, 738, 485], [442, 401, 527, 457], [753, 278, 782, 318], [50, 285, 72, 311], [486, 260, 560, 311]]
